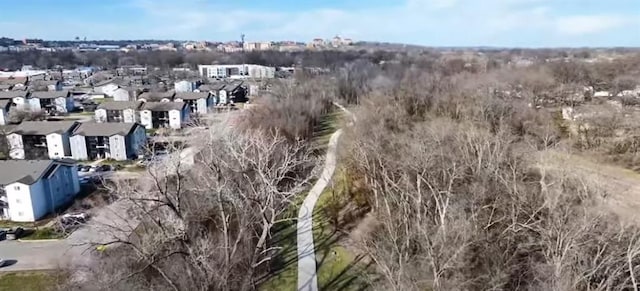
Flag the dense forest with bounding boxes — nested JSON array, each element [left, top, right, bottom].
[[2, 47, 638, 71]]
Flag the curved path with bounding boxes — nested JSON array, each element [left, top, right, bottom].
[[297, 103, 353, 291]]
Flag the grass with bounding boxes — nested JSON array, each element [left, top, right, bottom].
[[20, 228, 66, 240], [261, 108, 369, 290], [313, 168, 371, 291], [0, 221, 35, 228], [311, 110, 344, 153], [100, 159, 136, 167], [123, 165, 147, 172], [0, 271, 64, 291], [146, 128, 158, 136], [92, 97, 113, 104]]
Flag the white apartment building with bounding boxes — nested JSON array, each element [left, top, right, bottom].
[[7, 121, 80, 160], [243, 42, 273, 51], [198, 64, 275, 79], [95, 101, 144, 124], [70, 123, 147, 161], [139, 102, 189, 129], [0, 159, 80, 222]]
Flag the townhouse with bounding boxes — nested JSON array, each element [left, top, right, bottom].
[[0, 159, 80, 222], [30, 80, 63, 91], [196, 81, 247, 105], [7, 121, 79, 160], [70, 122, 146, 161], [137, 91, 176, 102], [0, 91, 40, 111], [174, 80, 202, 93], [30, 90, 74, 114], [216, 81, 247, 104], [140, 102, 189, 129], [174, 92, 213, 115], [95, 101, 144, 123]]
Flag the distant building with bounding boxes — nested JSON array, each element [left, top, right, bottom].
[[30, 91, 75, 114], [0, 91, 41, 111], [243, 41, 273, 51], [7, 121, 80, 160], [93, 79, 121, 97], [95, 101, 144, 123], [174, 80, 200, 93], [174, 92, 213, 115], [112, 88, 132, 101], [139, 102, 190, 129], [70, 122, 146, 161], [0, 159, 80, 222], [137, 91, 176, 103], [198, 64, 275, 79]]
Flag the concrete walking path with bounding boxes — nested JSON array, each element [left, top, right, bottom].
[[297, 103, 354, 291], [296, 128, 343, 291]]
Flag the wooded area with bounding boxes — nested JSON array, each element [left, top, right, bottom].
[[58, 49, 640, 291]]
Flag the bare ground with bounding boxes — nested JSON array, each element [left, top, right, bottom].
[[537, 149, 640, 224]]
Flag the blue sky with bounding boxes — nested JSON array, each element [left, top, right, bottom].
[[0, 0, 638, 47]]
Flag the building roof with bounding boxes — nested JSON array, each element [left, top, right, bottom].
[[72, 122, 142, 137], [0, 159, 75, 185], [93, 77, 127, 87], [138, 90, 175, 101], [97, 101, 144, 110], [221, 81, 244, 91], [31, 80, 60, 86], [30, 90, 70, 99], [142, 101, 186, 112], [0, 91, 28, 99], [0, 77, 27, 86], [11, 121, 79, 135], [175, 92, 210, 100]]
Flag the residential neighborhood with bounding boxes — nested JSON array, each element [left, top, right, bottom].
[[2, 1, 640, 288], [0, 58, 268, 242]]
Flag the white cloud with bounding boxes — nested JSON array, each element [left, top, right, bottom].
[[555, 15, 631, 35]]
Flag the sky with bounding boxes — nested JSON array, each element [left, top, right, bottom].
[[0, 0, 638, 47]]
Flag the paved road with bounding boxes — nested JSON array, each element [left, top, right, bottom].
[[0, 240, 67, 271], [0, 197, 138, 272], [297, 129, 343, 291]]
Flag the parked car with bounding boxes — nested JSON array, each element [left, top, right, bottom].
[[0, 230, 6, 241], [79, 176, 101, 185], [5, 227, 24, 240], [61, 213, 90, 226]]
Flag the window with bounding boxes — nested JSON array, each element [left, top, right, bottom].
[[18, 211, 23, 216], [15, 199, 21, 204], [13, 185, 20, 191]]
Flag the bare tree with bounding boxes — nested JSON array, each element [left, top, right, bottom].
[[69, 127, 314, 291]]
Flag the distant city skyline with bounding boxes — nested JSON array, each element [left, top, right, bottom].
[[0, 0, 638, 47]]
